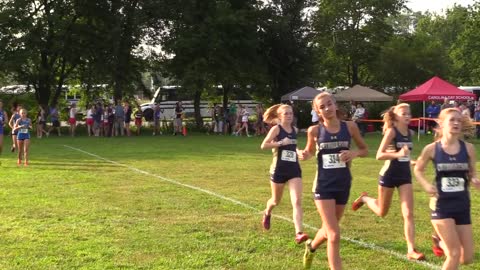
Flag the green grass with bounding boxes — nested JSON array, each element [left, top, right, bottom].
[[0, 132, 480, 269]]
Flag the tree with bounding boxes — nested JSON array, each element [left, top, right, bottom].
[[0, 0, 87, 108], [313, 0, 406, 86], [163, 0, 263, 127], [258, 0, 315, 102]]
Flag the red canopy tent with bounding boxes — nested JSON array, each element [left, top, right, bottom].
[[399, 76, 475, 101], [399, 76, 476, 138]]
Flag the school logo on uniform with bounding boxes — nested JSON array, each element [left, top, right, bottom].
[[330, 136, 337, 140], [448, 156, 456, 161]]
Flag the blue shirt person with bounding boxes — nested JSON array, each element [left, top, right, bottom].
[[426, 101, 440, 118]]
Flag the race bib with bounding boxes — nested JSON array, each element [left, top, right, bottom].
[[322, 154, 346, 169], [441, 177, 465, 192], [398, 155, 410, 162], [281, 150, 297, 162], [19, 128, 28, 133]]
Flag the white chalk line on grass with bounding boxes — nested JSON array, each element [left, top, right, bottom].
[[64, 145, 441, 270]]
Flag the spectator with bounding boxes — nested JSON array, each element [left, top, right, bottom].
[[102, 104, 110, 136], [440, 98, 452, 111], [68, 103, 77, 137], [236, 105, 251, 137], [426, 101, 440, 134], [255, 104, 266, 136], [228, 102, 237, 135], [153, 104, 162, 136], [173, 101, 183, 136], [124, 102, 132, 137], [93, 103, 103, 137], [467, 100, 475, 119], [311, 108, 319, 125], [0, 100, 8, 157], [134, 105, 143, 136], [86, 104, 94, 136], [113, 100, 124, 136], [460, 104, 471, 119], [107, 103, 114, 137], [353, 102, 366, 136], [475, 104, 480, 139], [36, 107, 46, 138], [47, 105, 61, 136]]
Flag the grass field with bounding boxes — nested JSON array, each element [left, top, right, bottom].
[[1, 132, 480, 269]]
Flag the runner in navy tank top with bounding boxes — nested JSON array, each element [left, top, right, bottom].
[[13, 108, 32, 166], [0, 100, 9, 158], [260, 104, 308, 244], [351, 103, 424, 260], [414, 108, 480, 269], [314, 121, 352, 201], [299, 93, 368, 270]]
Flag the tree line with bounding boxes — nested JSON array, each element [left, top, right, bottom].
[[1, 0, 480, 126]]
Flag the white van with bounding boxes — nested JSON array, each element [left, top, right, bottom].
[[140, 86, 259, 121]]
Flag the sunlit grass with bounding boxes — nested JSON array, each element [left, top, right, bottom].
[[0, 132, 479, 269]]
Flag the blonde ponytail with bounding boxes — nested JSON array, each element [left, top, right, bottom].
[[263, 104, 291, 125]]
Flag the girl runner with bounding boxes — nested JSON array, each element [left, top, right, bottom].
[[260, 104, 308, 244], [414, 107, 480, 270], [13, 108, 32, 166], [351, 103, 425, 260], [300, 92, 368, 270]]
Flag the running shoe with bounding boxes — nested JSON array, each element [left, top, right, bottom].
[[432, 235, 444, 257], [262, 212, 271, 230], [352, 192, 368, 211], [303, 239, 315, 269], [17, 159, 21, 166], [407, 249, 425, 261], [295, 232, 309, 244]]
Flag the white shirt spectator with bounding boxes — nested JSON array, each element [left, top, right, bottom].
[[311, 109, 319, 123]]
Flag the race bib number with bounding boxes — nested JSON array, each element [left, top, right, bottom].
[[322, 154, 346, 169], [281, 150, 297, 162], [398, 155, 410, 162], [441, 177, 465, 192], [19, 128, 28, 133]]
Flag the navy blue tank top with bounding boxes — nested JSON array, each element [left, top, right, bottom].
[[379, 127, 413, 179], [432, 140, 470, 212], [314, 121, 352, 192], [270, 125, 300, 175]]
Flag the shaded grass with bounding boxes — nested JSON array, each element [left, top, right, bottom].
[[0, 132, 479, 269]]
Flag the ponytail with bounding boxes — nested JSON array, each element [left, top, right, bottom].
[[263, 104, 291, 125], [381, 106, 396, 134], [381, 103, 410, 134]]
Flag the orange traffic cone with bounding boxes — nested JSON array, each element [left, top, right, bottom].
[[182, 125, 187, 136]]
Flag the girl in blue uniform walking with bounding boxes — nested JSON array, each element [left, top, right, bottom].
[[260, 104, 308, 244], [300, 93, 368, 270], [351, 103, 425, 260], [414, 107, 480, 270], [13, 108, 32, 166]]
